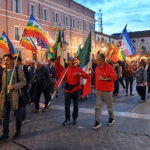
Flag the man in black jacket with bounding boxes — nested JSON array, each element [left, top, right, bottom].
[[30, 61, 51, 112], [146, 58, 150, 96]]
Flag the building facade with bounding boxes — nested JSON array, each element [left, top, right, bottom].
[[0, 0, 96, 63]]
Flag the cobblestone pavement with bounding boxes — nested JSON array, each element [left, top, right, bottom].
[[0, 82, 150, 150]]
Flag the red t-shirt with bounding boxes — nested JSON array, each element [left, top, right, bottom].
[[55, 66, 88, 93], [95, 63, 117, 91]]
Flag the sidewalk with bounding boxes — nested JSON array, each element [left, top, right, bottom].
[[0, 82, 150, 150]]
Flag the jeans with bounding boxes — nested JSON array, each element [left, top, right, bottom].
[[119, 77, 125, 89], [125, 76, 134, 94], [35, 84, 51, 110], [136, 86, 146, 101], [65, 90, 80, 121], [2, 99, 21, 136]]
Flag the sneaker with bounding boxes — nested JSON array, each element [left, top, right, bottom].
[[130, 93, 134, 96], [13, 132, 21, 139], [139, 100, 145, 103], [22, 120, 30, 125], [126, 94, 128, 96], [63, 119, 70, 126], [73, 119, 77, 125], [32, 109, 39, 113], [0, 135, 9, 143], [92, 121, 101, 130], [42, 108, 48, 112], [108, 119, 115, 126]]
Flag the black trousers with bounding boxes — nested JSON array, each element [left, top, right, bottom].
[[2, 99, 21, 136], [125, 76, 134, 94], [114, 79, 119, 94], [65, 90, 80, 121], [35, 84, 51, 110], [29, 82, 36, 103], [136, 86, 146, 101], [119, 77, 125, 89]]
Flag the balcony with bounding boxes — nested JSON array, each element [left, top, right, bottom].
[[51, 22, 66, 30]]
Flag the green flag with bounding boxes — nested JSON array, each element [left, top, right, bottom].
[[51, 30, 62, 60], [77, 31, 91, 68]]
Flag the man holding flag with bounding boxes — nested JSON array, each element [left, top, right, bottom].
[[55, 57, 88, 125]]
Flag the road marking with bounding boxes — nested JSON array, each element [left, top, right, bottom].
[[50, 105, 150, 120]]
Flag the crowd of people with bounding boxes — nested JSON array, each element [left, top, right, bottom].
[[0, 53, 149, 142]]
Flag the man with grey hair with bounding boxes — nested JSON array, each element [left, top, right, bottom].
[[93, 54, 117, 129], [31, 61, 51, 112]]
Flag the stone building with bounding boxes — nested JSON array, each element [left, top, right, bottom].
[[0, 0, 96, 63]]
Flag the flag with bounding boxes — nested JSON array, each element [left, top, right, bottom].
[[111, 44, 121, 62], [24, 15, 52, 48], [20, 30, 38, 53], [105, 43, 114, 60], [55, 43, 64, 78], [36, 37, 55, 55], [0, 31, 17, 55], [121, 25, 136, 55], [77, 31, 91, 98], [48, 52, 52, 59]]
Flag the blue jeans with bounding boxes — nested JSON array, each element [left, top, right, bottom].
[[2, 99, 21, 136], [125, 76, 134, 94]]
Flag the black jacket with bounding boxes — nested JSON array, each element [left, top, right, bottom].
[[147, 64, 150, 82]]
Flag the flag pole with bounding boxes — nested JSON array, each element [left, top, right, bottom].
[[47, 67, 69, 107], [23, 38, 27, 64], [8, 39, 23, 93]]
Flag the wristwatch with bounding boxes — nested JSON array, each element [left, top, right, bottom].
[[105, 78, 106, 81]]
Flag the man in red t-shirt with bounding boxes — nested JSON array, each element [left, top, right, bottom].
[[93, 54, 117, 130], [55, 57, 88, 125]]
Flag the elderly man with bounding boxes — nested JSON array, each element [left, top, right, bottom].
[[30, 61, 51, 112], [55, 57, 88, 125], [0, 54, 26, 142], [93, 54, 117, 130]]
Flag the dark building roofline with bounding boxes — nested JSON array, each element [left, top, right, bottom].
[[95, 31, 119, 40]]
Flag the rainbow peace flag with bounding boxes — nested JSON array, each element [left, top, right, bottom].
[[0, 31, 17, 55], [24, 15, 52, 48], [36, 37, 55, 55], [20, 30, 38, 53]]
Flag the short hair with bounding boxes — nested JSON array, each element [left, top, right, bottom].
[[97, 53, 105, 61], [36, 61, 43, 65], [3, 54, 14, 60], [50, 58, 55, 62], [14, 56, 22, 62], [138, 61, 143, 67], [0, 58, 3, 62]]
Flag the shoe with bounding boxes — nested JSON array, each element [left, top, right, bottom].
[[112, 95, 115, 98], [108, 119, 115, 126], [139, 100, 145, 103], [63, 119, 70, 126], [13, 132, 20, 139], [73, 119, 77, 125], [92, 121, 101, 130], [0, 135, 9, 143], [126, 94, 128, 96], [130, 93, 134, 96], [32, 109, 39, 113], [114, 93, 118, 96], [22, 120, 30, 125], [42, 108, 48, 112], [56, 95, 58, 98]]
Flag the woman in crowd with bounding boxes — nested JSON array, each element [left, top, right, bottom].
[[135, 62, 147, 103]]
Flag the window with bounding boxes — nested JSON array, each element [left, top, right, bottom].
[[55, 12, 61, 23], [86, 23, 89, 32], [101, 37, 104, 42], [66, 35, 70, 45], [64, 16, 70, 27], [13, 0, 22, 14], [141, 39, 145, 42], [91, 25, 94, 33], [72, 18, 76, 29], [29, 3, 37, 18], [78, 20, 83, 30], [78, 38, 82, 45], [132, 39, 135, 43], [14, 27, 20, 41], [0, 0, 1, 8], [72, 37, 76, 47], [42, 8, 50, 21]]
